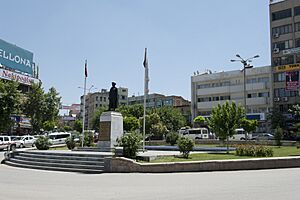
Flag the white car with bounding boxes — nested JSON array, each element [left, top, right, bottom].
[[14, 135, 36, 148]]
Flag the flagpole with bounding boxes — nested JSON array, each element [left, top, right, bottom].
[[143, 48, 149, 152], [82, 59, 87, 147]]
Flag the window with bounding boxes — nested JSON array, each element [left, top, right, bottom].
[[121, 95, 126, 100], [295, 22, 300, 32], [281, 55, 294, 65], [103, 97, 106, 102], [258, 92, 269, 97], [272, 9, 292, 21], [95, 104, 98, 108], [294, 6, 300, 16], [296, 38, 300, 48], [272, 24, 293, 35], [247, 78, 257, 84], [274, 72, 286, 82], [273, 40, 293, 50], [296, 54, 300, 63], [258, 77, 269, 83], [96, 96, 98, 101], [100, 97, 102, 101], [212, 96, 219, 101]]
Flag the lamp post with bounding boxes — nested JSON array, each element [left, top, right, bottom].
[[230, 54, 259, 114]]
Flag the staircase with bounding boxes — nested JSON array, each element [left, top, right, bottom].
[[3, 150, 112, 173]]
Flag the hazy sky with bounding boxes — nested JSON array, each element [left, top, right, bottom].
[[0, 0, 270, 104]]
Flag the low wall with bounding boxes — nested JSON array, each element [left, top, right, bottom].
[[106, 156, 300, 173]]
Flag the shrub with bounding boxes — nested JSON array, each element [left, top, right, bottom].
[[166, 131, 179, 146], [274, 127, 283, 146], [236, 145, 273, 157], [66, 135, 76, 150], [34, 137, 52, 150], [177, 136, 194, 158], [79, 131, 94, 147], [116, 132, 142, 158]]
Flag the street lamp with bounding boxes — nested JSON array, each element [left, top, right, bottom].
[[230, 54, 259, 114], [78, 85, 97, 93]]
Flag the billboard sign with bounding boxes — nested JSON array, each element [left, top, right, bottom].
[[285, 71, 299, 91], [0, 39, 34, 75], [0, 68, 39, 85]]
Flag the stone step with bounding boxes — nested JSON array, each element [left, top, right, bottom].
[[21, 150, 112, 158], [13, 155, 105, 166], [16, 152, 106, 162], [9, 158, 105, 170], [4, 160, 104, 174], [74, 147, 114, 152]]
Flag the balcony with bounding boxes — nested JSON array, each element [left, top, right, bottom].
[[246, 97, 268, 106]]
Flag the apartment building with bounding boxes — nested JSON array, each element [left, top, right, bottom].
[[191, 66, 272, 132], [270, 0, 300, 113], [128, 93, 191, 123]]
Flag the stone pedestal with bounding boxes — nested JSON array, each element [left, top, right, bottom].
[[97, 111, 123, 148]]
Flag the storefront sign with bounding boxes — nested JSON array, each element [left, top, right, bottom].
[[286, 71, 299, 91], [0, 39, 34, 75], [0, 68, 39, 85], [275, 63, 300, 72]]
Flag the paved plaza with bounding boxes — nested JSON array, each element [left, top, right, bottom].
[[1, 151, 300, 200]]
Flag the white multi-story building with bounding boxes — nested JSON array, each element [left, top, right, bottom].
[[191, 66, 272, 132]]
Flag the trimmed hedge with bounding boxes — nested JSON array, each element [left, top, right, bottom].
[[236, 145, 273, 157]]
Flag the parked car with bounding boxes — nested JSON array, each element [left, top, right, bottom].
[[48, 132, 71, 145], [14, 135, 36, 148], [0, 136, 17, 151], [254, 133, 274, 141]]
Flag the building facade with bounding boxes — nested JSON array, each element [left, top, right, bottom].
[[128, 93, 191, 123], [270, 0, 300, 114], [0, 38, 40, 134], [191, 66, 272, 132], [80, 87, 128, 130]]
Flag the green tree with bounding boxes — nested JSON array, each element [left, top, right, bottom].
[[73, 120, 83, 133], [123, 116, 139, 132], [153, 106, 186, 131], [240, 118, 259, 139], [274, 126, 283, 147], [23, 83, 45, 133], [44, 87, 61, 122], [208, 101, 244, 153], [177, 136, 194, 158], [193, 115, 205, 125], [43, 120, 56, 131], [289, 104, 300, 119], [117, 104, 144, 118], [91, 107, 106, 132], [269, 109, 286, 129], [0, 80, 21, 132]]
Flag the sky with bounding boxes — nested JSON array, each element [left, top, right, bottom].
[[0, 0, 270, 104]]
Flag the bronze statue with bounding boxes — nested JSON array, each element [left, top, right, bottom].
[[108, 82, 118, 111]]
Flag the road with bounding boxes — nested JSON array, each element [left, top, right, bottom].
[[0, 151, 300, 200]]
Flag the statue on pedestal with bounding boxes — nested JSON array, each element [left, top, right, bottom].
[[108, 82, 118, 111]]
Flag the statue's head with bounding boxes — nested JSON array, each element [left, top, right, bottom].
[[112, 82, 116, 87]]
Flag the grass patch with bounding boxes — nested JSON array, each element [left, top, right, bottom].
[[49, 146, 69, 150], [151, 146, 300, 163]]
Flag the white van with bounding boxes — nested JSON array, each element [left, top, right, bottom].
[[48, 132, 71, 145], [231, 128, 252, 140], [179, 128, 210, 140]]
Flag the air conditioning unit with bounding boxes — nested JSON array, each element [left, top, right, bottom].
[[273, 33, 280, 38], [274, 97, 280, 102], [282, 97, 288, 102], [273, 48, 280, 53]]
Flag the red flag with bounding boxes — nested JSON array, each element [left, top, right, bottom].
[[85, 60, 88, 77]]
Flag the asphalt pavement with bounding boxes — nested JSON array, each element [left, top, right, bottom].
[[0, 156, 300, 200]]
